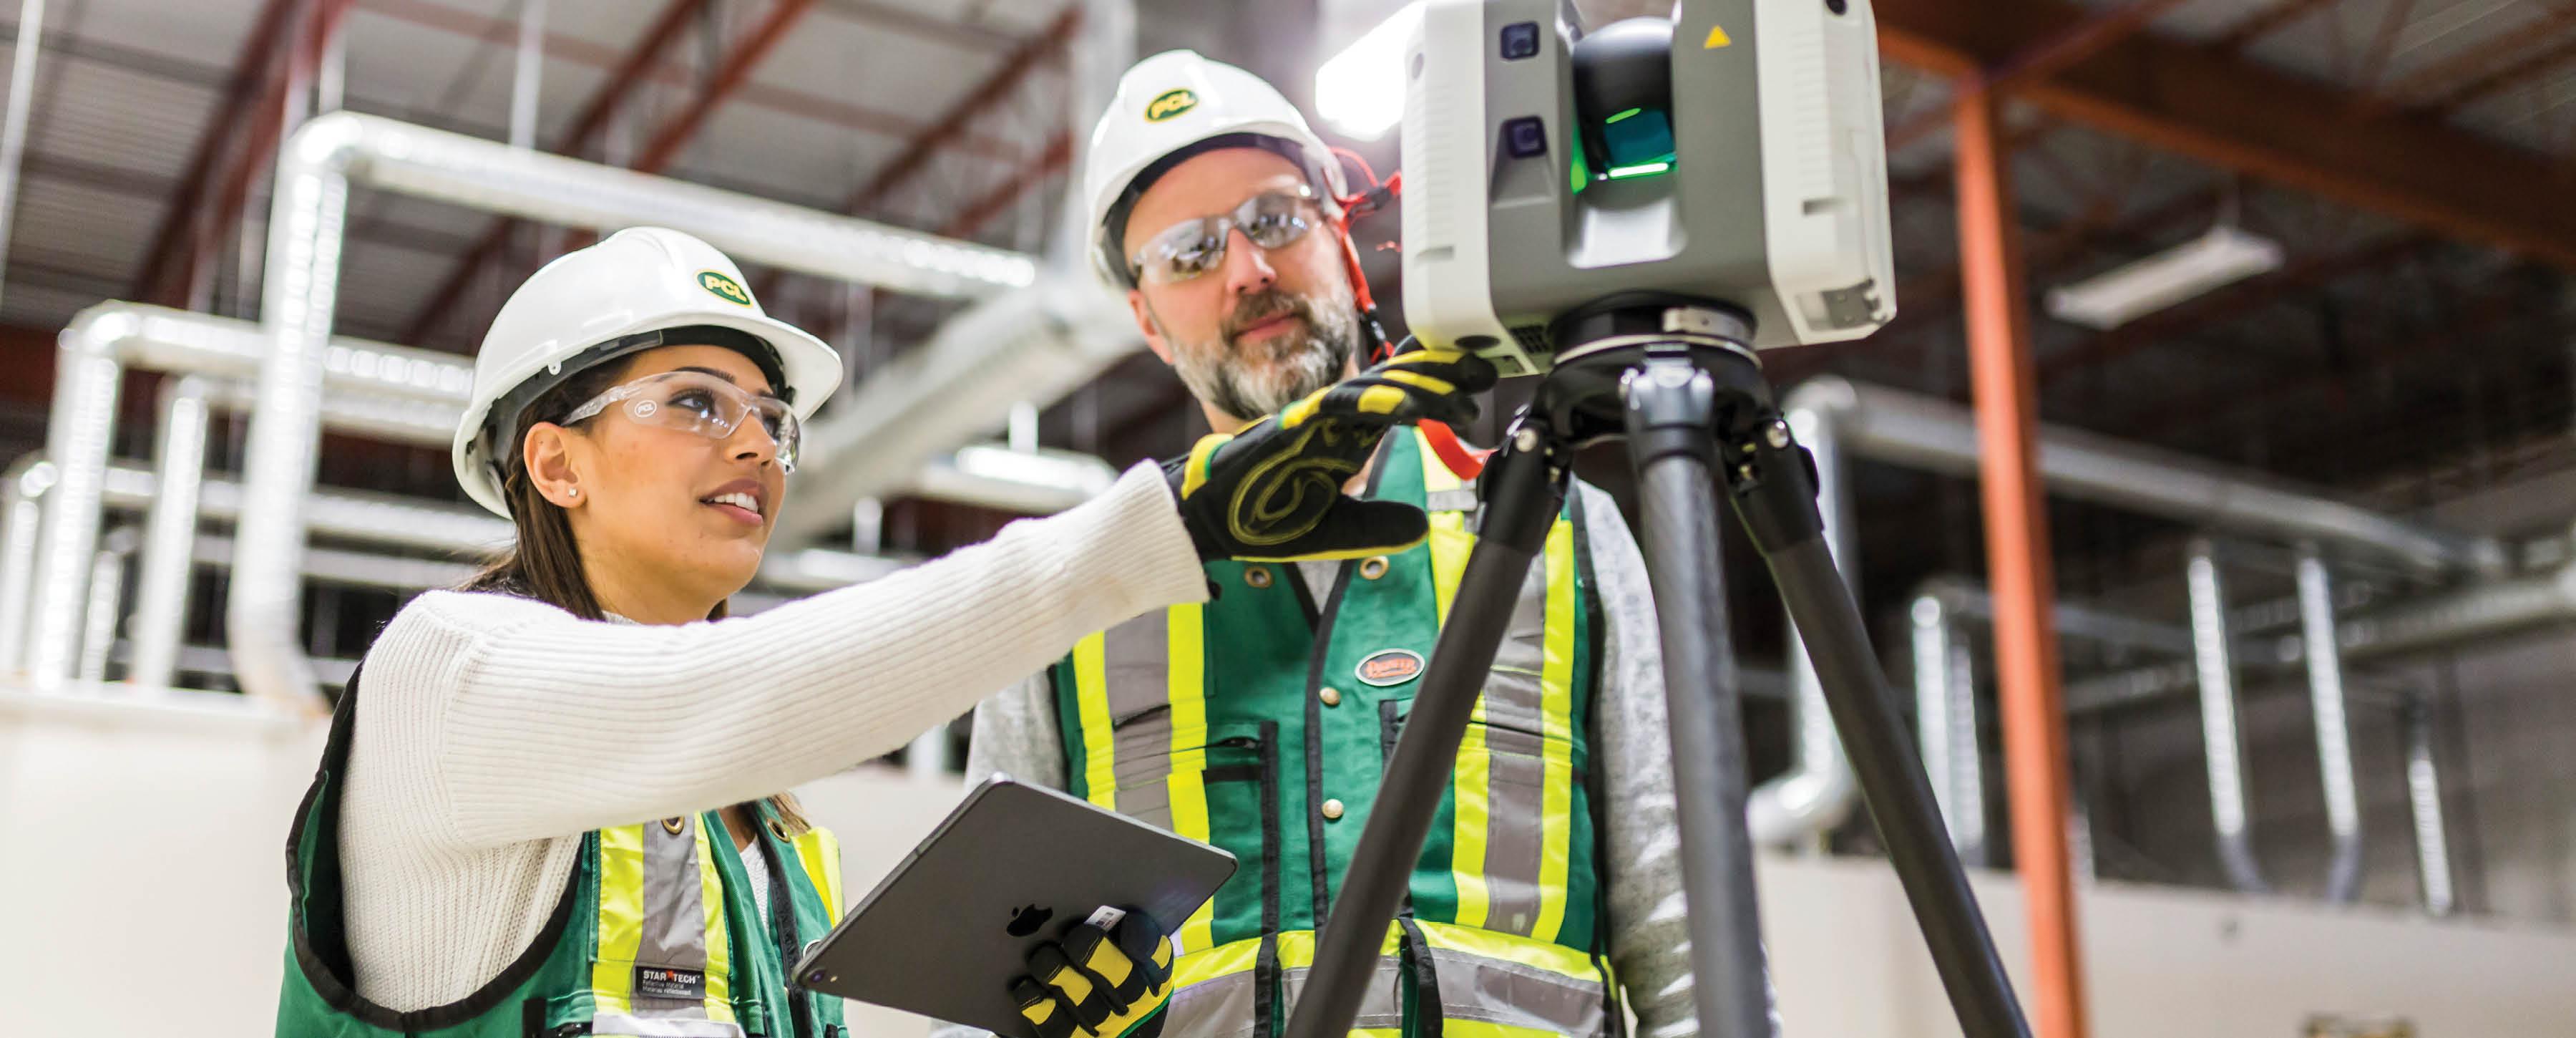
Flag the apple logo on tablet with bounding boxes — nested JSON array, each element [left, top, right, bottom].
[[1007, 904, 1053, 937]]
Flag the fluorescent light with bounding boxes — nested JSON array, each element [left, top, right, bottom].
[[1315, 3, 1421, 141], [2044, 225, 2286, 330], [1606, 161, 1672, 178]]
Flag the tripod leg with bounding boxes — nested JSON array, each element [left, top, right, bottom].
[[1623, 359, 1775, 1038], [1280, 429, 1563, 1038], [1735, 414, 2035, 1038]]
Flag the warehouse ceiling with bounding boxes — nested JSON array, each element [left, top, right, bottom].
[[0, 0, 2567, 607]]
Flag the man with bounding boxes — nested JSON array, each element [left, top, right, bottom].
[[949, 51, 1697, 1038]]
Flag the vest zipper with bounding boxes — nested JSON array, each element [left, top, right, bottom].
[[755, 830, 816, 1038]]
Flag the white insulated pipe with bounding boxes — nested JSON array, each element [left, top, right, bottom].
[[235, 112, 1045, 706]]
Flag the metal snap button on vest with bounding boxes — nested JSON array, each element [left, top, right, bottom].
[[661, 817, 687, 835], [1244, 566, 1274, 588], [1319, 687, 1342, 707], [1359, 556, 1390, 580], [1321, 798, 1346, 820], [768, 818, 792, 841]]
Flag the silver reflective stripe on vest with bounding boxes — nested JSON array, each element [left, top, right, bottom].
[[1463, 558, 1558, 938], [1429, 945, 1609, 1038], [1425, 489, 1481, 515], [1161, 969, 1261, 1038], [1105, 607, 1175, 794], [587, 1014, 745, 1038], [1281, 956, 1406, 1032], [634, 818, 713, 1019]]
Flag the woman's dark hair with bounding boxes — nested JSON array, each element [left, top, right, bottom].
[[460, 348, 814, 835]]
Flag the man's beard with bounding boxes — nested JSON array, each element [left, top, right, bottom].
[[1158, 283, 1362, 423]]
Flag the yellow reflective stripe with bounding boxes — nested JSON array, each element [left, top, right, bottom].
[[691, 816, 736, 1023], [1073, 634, 1116, 810], [1272, 927, 1402, 968], [1445, 1022, 1561, 1038], [1165, 605, 1216, 956], [592, 825, 646, 1017], [1426, 513, 1470, 625], [1415, 921, 1604, 981], [1533, 518, 1579, 944], [1416, 428, 1465, 493], [1418, 428, 1470, 625], [793, 826, 845, 916], [1423, 424, 1490, 925], [1450, 696, 1493, 928], [1173, 936, 1264, 987]]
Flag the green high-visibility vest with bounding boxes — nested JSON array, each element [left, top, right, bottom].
[[1053, 430, 1617, 1038], [275, 666, 852, 1037]]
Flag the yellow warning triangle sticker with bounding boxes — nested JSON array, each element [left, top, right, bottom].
[[1704, 24, 1732, 48]]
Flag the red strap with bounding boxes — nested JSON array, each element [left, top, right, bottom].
[[1418, 421, 1489, 481]]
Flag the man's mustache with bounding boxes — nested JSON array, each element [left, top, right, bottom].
[[1223, 291, 1311, 341]]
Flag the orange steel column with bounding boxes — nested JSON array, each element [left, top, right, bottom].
[[1952, 85, 2090, 1038]]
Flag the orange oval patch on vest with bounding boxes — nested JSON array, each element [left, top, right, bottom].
[[1355, 649, 1425, 687]]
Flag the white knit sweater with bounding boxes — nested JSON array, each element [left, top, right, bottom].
[[336, 465, 1206, 1012]]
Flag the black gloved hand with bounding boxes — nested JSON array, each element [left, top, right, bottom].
[[1008, 906, 1174, 1038], [1166, 346, 1498, 563]]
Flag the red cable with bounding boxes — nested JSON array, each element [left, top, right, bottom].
[[1418, 421, 1489, 480], [1326, 155, 1487, 480]]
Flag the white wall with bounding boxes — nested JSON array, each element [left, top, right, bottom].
[[6, 685, 2572, 1037]]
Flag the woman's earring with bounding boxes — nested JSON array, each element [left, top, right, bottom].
[[565, 487, 580, 500]]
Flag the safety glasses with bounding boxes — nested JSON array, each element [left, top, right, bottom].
[[559, 369, 802, 471], [1128, 185, 1326, 286]]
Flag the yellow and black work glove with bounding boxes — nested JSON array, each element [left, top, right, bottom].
[[1168, 346, 1498, 563], [1009, 906, 1175, 1038]]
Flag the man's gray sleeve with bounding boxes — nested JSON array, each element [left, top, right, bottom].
[[962, 672, 1068, 790], [929, 674, 1068, 1038], [1579, 481, 1703, 1038], [1581, 481, 1780, 1038]]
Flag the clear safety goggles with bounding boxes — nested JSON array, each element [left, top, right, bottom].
[[559, 369, 802, 471], [1128, 185, 1325, 286]]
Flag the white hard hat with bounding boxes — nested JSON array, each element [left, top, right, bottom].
[[1080, 49, 1348, 290], [450, 226, 844, 517]]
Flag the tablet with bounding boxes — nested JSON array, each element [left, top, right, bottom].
[[791, 774, 1237, 1033]]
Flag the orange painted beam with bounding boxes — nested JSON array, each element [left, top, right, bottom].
[[1878, 0, 2576, 268], [1953, 85, 2089, 1038]]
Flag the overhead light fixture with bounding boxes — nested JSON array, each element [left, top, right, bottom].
[[1314, 3, 1422, 141], [2043, 225, 2285, 330]]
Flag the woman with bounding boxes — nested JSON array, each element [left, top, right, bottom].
[[275, 227, 1493, 1037]]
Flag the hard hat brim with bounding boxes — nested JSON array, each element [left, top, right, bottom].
[[449, 307, 843, 518]]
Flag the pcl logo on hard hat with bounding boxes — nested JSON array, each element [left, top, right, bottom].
[[1145, 88, 1198, 122], [1355, 649, 1425, 687], [698, 271, 753, 306]]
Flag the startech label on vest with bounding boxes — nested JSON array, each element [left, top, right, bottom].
[[635, 964, 708, 1000]]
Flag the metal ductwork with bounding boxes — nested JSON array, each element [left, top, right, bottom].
[[2067, 554, 2576, 714], [234, 112, 1043, 707], [1, 451, 907, 689], [36, 303, 478, 690], [2186, 540, 2271, 895], [2294, 546, 2366, 903], [1780, 378, 2506, 576], [1908, 591, 1986, 866], [1751, 394, 1863, 845], [1766, 377, 2507, 848], [774, 280, 1142, 544]]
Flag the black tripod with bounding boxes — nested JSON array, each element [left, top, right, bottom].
[[1279, 294, 2034, 1038]]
